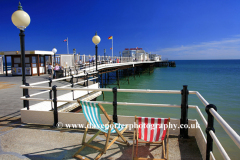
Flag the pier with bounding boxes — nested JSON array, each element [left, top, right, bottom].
[[0, 60, 239, 159]]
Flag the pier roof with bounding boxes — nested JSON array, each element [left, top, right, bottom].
[[0, 50, 54, 56]]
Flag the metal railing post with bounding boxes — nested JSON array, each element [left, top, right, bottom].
[[97, 70, 99, 83], [205, 104, 217, 160], [83, 70, 86, 86], [48, 78, 53, 109], [86, 73, 88, 87], [180, 85, 189, 138], [113, 87, 118, 123], [24, 83, 29, 110], [71, 75, 74, 100], [52, 85, 58, 127]]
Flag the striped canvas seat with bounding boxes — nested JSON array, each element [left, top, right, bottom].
[[138, 117, 168, 142], [133, 116, 170, 160], [80, 101, 126, 133], [74, 100, 129, 160]]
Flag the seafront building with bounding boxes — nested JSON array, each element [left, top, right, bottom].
[[0, 50, 53, 76], [122, 48, 161, 62]]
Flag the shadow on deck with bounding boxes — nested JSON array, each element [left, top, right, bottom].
[[0, 114, 202, 160]]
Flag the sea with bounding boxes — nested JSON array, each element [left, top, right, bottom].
[[97, 60, 240, 160]]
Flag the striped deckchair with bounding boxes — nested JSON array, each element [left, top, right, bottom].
[[132, 116, 170, 160], [73, 100, 130, 160]]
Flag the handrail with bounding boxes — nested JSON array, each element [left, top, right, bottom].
[[19, 83, 239, 159], [210, 108, 240, 149], [209, 130, 230, 160], [28, 77, 97, 97], [19, 97, 182, 108], [20, 86, 52, 90], [20, 86, 183, 94], [195, 106, 207, 127], [196, 91, 209, 106], [29, 70, 98, 86], [29, 90, 50, 97]]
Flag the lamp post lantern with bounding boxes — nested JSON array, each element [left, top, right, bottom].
[[52, 47, 57, 66], [11, 2, 30, 109], [92, 31, 101, 71]]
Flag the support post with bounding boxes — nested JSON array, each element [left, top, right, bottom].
[[97, 71, 99, 83], [102, 91, 105, 100], [180, 85, 189, 138], [19, 30, 27, 108], [24, 83, 29, 110], [52, 85, 58, 127], [49, 78, 53, 110], [86, 73, 89, 94], [83, 70, 86, 86], [112, 87, 118, 123], [86, 73, 88, 87], [95, 45, 98, 71], [138, 67, 140, 77], [20, 30, 26, 85], [149, 64, 150, 75], [101, 74, 103, 88], [71, 75, 74, 100], [105, 72, 107, 88], [4, 56, 7, 76], [127, 68, 129, 84], [205, 104, 217, 160], [134, 67, 136, 80]]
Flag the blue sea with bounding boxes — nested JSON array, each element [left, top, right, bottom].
[[98, 60, 240, 160]]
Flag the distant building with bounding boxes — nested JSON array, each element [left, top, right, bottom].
[[122, 48, 148, 61], [122, 48, 161, 61], [149, 54, 161, 61]]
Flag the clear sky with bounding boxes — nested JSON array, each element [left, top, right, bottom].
[[1, 0, 240, 60]]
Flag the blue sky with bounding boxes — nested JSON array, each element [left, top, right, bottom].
[[1, 0, 240, 60]]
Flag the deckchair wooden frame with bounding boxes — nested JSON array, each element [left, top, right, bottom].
[[132, 116, 170, 160], [73, 102, 130, 160]]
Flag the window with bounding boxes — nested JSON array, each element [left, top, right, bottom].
[[40, 56, 44, 63], [25, 57, 30, 63], [32, 56, 37, 63], [14, 57, 21, 63]]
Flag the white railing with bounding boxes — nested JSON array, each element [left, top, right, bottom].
[[19, 86, 239, 160]]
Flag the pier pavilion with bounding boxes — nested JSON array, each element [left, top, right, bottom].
[[0, 50, 53, 76]]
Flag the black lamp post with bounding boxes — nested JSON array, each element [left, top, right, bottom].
[[92, 31, 101, 71], [12, 2, 30, 108]]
